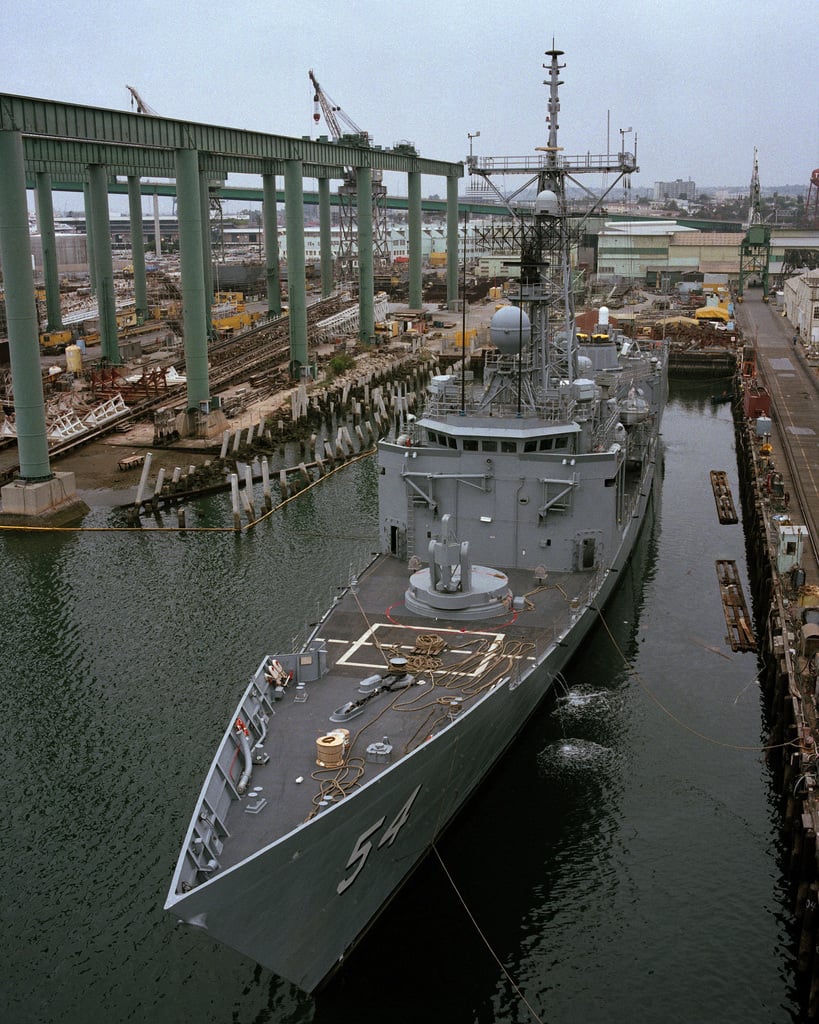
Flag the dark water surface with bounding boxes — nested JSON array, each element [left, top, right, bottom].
[[1, 385, 797, 1023]]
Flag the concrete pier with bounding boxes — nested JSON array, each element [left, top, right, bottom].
[[734, 291, 819, 1016]]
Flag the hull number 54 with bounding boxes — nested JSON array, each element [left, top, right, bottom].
[[336, 785, 422, 895]]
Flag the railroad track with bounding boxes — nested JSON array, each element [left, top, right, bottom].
[[187, 294, 351, 391], [0, 295, 355, 485]]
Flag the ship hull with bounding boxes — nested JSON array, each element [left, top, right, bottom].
[[166, 445, 659, 992]]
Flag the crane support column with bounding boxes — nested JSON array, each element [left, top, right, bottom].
[[446, 175, 460, 310], [284, 159, 308, 375], [83, 183, 96, 297], [127, 176, 149, 322], [318, 177, 333, 299], [357, 166, 374, 345], [0, 131, 85, 521], [88, 163, 121, 365], [262, 172, 282, 317], [199, 173, 214, 339], [408, 171, 422, 311], [175, 147, 210, 408], [35, 171, 63, 332]]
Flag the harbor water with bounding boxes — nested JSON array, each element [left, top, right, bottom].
[[1, 383, 798, 1023]]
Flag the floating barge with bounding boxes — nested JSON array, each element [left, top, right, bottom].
[[715, 559, 756, 652], [710, 470, 739, 524]]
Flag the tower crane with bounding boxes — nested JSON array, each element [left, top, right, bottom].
[[807, 168, 819, 228], [738, 148, 771, 300], [309, 69, 390, 279]]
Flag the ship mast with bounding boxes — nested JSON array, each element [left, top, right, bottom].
[[468, 46, 638, 400]]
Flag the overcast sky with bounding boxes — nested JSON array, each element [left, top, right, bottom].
[[3, 0, 817, 206]]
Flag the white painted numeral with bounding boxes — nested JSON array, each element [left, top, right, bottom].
[[378, 784, 422, 849], [336, 817, 385, 895], [336, 784, 423, 894]]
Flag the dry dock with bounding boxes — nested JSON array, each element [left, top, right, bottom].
[[734, 292, 819, 1017]]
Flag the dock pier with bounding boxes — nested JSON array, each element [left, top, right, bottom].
[[734, 292, 819, 1017]]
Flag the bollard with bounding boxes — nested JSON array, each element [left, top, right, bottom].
[[279, 469, 288, 500], [177, 505, 186, 532]]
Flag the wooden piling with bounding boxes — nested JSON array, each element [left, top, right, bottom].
[[230, 473, 241, 532], [243, 464, 255, 521]]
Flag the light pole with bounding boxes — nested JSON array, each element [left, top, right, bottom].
[[467, 131, 480, 161]]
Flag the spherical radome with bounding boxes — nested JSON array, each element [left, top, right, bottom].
[[490, 305, 531, 353]]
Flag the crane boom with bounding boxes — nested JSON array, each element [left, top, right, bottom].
[[308, 69, 367, 143], [126, 85, 157, 115], [306, 69, 389, 280]]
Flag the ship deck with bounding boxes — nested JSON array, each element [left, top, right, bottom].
[[213, 554, 596, 874]]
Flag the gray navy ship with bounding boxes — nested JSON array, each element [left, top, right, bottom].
[[165, 47, 667, 993]]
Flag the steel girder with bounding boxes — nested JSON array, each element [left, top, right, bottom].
[[0, 93, 462, 179]]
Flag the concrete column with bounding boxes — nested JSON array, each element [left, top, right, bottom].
[[83, 183, 96, 296], [318, 177, 333, 298], [175, 148, 210, 407], [35, 171, 63, 331], [152, 191, 162, 257], [262, 172, 282, 317], [446, 175, 460, 310], [88, 164, 121, 364], [408, 170, 422, 310], [357, 166, 374, 345], [284, 159, 308, 375], [127, 176, 148, 321], [0, 131, 51, 480], [199, 173, 213, 338]]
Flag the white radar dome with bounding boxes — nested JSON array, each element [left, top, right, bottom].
[[490, 305, 531, 354], [535, 189, 559, 216], [598, 305, 610, 326]]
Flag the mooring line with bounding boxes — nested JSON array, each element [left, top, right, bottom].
[[432, 844, 545, 1024], [591, 599, 797, 753]]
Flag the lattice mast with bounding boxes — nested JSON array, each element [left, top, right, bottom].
[[467, 47, 637, 393]]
